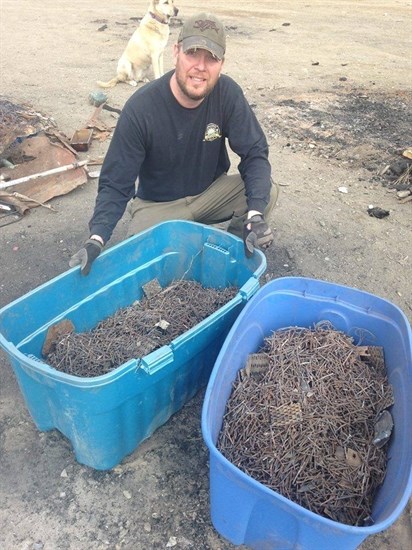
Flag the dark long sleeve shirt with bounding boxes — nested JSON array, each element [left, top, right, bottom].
[[89, 71, 271, 243]]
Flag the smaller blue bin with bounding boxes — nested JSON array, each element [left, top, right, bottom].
[[202, 277, 412, 550], [0, 221, 266, 470]]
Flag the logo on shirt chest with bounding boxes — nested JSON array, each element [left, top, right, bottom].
[[203, 123, 222, 142]]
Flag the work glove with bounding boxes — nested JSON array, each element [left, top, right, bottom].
[[243, 214, 274, 258], [69, 238, 103, 275]]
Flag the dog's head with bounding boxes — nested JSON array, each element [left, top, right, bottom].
[[153, 0, 179, 19]]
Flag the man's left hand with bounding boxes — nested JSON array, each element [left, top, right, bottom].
[[243, 214, 274, 257]]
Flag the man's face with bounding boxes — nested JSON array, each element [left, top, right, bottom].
[[172, 44, 224, 104]]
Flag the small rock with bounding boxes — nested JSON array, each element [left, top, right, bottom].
[[123, 490, 132, 499], [367, 206, 390, 219], [60, 468, 68, 478], [389, 159, 409, 176], [166, 537, 177, 547]]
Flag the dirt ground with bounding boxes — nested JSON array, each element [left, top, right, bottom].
[[0, 1, 411, 549]]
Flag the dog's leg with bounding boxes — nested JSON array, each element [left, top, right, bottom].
[[119, 59, 139, 86], [133, 67, 149, 84], [151, 53, 162, 79]]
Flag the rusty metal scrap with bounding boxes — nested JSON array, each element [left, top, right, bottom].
[[218, 323, 394, 526], [44, 279, 238, 377], [0, 97, 55, 155]]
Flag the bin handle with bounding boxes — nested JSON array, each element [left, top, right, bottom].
[[140, 345, 174, 375]]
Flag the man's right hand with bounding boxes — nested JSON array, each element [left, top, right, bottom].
[[69, 238, 103, 276]]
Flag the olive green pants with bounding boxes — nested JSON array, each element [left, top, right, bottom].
[[127, 173, 279, 238]]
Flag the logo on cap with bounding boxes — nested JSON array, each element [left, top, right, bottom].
[[194, 19, 220, 34]]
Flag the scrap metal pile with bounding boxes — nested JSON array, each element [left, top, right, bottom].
[[44, 279, 238, 377], [0, 96, 55, 156], [218, 323, 394, 526], [0, 97, 89, 224]]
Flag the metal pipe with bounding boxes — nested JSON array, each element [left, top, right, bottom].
[[0, 159, 88, 191]]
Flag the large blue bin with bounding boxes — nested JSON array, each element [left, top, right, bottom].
[[202, 277, 412, 550], [0, 221, 266, 470]]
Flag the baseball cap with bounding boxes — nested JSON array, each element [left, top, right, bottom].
[[178, 13, 226, 60]]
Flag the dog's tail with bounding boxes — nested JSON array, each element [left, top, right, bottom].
[[96, 77, 121, 89]]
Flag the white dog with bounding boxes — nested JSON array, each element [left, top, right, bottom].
[[97, 0, 179, 88]]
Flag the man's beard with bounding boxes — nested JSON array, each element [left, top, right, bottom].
[[175, 69, 213, 102]]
